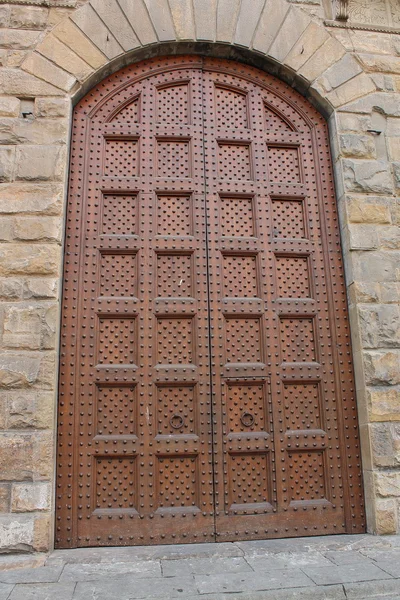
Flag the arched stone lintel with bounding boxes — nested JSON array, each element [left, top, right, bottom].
[[18, 0, 376, 120]]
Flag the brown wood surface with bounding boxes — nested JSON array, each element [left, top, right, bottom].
[[56, 56, 365, 548]]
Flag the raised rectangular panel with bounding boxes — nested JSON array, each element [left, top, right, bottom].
[[156, 83, 190, 124], [280, 318, 316, 363], [283, 382, 322, 431], [96, 385, 137, 436], [95, 457, 138, 510], [102, 194, 138, 235], [220, 196, 255, 238], [157, 317, 194, 364], [276, 256, 310, 298], [215, 86, 248, 128], [267, 146, 301, 183], [97, 317, 137, 364], [223, 255, 258, 298], [218, 142, 252, 180], [100, 253, 138, 297], [226, 382, 267, 433], [157, 253, 193, 298], [157, 385, 196, 435], [157, 194, 192, 236], [157, 139, 191, 178], [271, 198, 305, 239], [225, 317, 262, 363], [157, 456, 199, 509], [104, 138, 139, 176], [287, 451, 326, 503], [228, 454, 271, 509]]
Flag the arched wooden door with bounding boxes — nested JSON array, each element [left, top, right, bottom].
[[56, 56, 365, 548]]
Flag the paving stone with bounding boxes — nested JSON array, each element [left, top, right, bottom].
[[246, 552, 333, 571], [74, 574, 197, 599], [344, 578, 400, 598], [0, 583, 13, 600], [195, 569, 313, 594], [323, 550, 375, 566], [121, 587, 347, 600], [0, 565, 63, 584], [9, 582, 75, 600], [60, 560, 161, 582], [303, 563, 392, 585], [161, 556, 251, 577], [238, 535, 369, 556]]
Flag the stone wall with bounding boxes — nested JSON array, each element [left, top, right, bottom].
[[0, 0, 398, 552]]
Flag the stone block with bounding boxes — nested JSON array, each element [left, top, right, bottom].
[[368, 386, 400, 422], [252, 0, 289, 55], [299, 37, 346, 82], [0, 219, 13, 243], [268, 8, 311, 63], [9, 6, 48, 30], [90, 0, 139, 52], [192, 0, 217, 41], [0, 353, 41, 388], [347, 224, 378, 250], [339, 134, 375, 159], [378, 226, 400, 250], [0, 68, 62, 97], [0, 183, 63, 216], [32, 513, 52, 552], [48, 7, 73, 27], [358, 53, 400, 75], [349, 31, 392, 54], [35, 97, 69, 119], [0, 118, 68, 146], [0, 5, 10, 28], [0, 244, 60, 276], [0, 278, 22, 300], [0, 147, 15, 183], [37, 35, 93, 82], [359, 305, 400, 349], [34, 352, 56, 389], [371, 422, 396, 467], [346, 196, 392, 224], [14, 217, 62, 242], [22, 278, 58, 300], [374, 499, 398, 534], [318, 54, 362, 93], [71, 4, 123, 58], [16, 145, 66, 182], [117, 0, 157, 46], [234, 0, 264, 48], [3, 303, 57, 351], [388, 137, 400, 161], [22, 53, 76, 93], [11, 482, 51, 512], [0, 97, 19, 118], [52, 18, 107, 69], [352, 251, 400, 283], [348, 281, 379, 304], [340, 92, 400, 117], [364, 350, 400, 386], [6, 390, 54, 429], [216, 0, 241, 43], [343, 159, 393, 194], [0, 433, 34, 481], [326, 73, 376, 108], [6, 50, 27, 69], [0, 30, 41, 50], [0, 484, 9, 512], [375, 471, 400, 497], [380, 282, 400, 303], [0, 514, 34, 552], [285, 21, 330, 72], [169, 0, 195, 40]]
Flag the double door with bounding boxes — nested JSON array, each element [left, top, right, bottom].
[[56, 57, 365, 548]]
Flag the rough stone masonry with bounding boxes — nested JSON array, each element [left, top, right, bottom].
[[0, 0, 399, 553]]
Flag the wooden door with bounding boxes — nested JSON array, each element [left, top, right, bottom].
[[56, 56, 365, 548]]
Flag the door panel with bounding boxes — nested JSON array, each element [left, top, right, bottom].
[[56, 56, 365, 548]]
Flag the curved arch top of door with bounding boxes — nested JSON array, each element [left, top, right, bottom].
[[56, 56, 365, 548]]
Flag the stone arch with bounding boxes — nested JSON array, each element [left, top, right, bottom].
[[20, 0, 375, 114]]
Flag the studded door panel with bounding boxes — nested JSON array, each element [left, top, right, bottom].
[[57, 58, 215, 547], [202, 60, 365, 541], [56, 57, 365, 549]]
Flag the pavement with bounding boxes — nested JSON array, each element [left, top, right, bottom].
[[0, 534, 400, 600]]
